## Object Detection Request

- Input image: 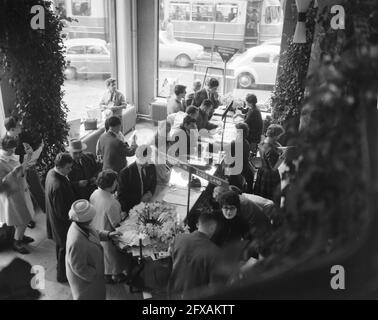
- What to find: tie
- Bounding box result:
[110,92,115,103]
[141,166,148,194]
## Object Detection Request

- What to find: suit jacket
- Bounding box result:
[168,231,222,299]
[193,88,220,109]
[196,109,218,131]
[99,90,126,118]
[96,131,137,173]
[117,162,157,213]
[68,152,100,200]
[45,169,76,247]
[245,107,263,144]
[167,96,185,115]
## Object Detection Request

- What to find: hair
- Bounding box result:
[266,124,285,138]
[97,169,118,189]
[107,116,121,128]
[219,190,241,211]
[193,79,202,89]
[4,117,19,131]
[186,105,199,116]
[174,85,186,96]
[200,99,213,110]
[198,211,219,227]
[1,135,18,151]
[246,93,257,105]
[182,115,197,126]
[208,78,219,89]
[54,152,73,168]
[235,122,249,139]
[105,78,116,87]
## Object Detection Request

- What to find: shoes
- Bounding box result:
[104,275,116,284]
[112,273,129,284]
[27,220,36,229]
[57,275,68,283]
[22,235,35,244]
[13,240,30,254]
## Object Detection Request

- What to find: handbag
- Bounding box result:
[0,223,15,251]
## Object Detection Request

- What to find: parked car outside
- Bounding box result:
[159,31,204,68]
[227,44,280,89]
[64,35,204,79]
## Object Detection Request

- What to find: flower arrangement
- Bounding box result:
[129,201,189,252]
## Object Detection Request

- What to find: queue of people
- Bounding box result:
[0,76,288,300]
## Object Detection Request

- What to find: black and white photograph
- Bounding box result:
[0,0,377,306]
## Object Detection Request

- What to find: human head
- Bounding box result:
[107,116,122,133]
[4,116,22,137]
[136,147,151,167]
[54,152,74,176]
[1,135,18,156]
[266,124,285,140]
[105,78,117,93]
[246,93,257,106]
[69,200,96,226]
[207,78,219,93]
[67,139,87,161]
[97,169,118,193]
[200,99,214,116]
[235,122,249,141]
[174,85,187,100]
[186,106,199,120]
[212,186,229,203]
[219,191,240,220]
[193,79,202,92]
[182,115,197,131]
[197,211,219,238]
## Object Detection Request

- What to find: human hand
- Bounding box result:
[141,191,152,202]
[78,180,88,187]
[109,231,122,240]
[23,143,33,155]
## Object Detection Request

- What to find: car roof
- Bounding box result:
[64,38,107,46]
[246,45,280,55]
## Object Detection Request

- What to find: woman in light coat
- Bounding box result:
[90,170,130,283]
[0,135,35,254]
[66,199,120,300]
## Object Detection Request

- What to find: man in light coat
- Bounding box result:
[66,200,120,300]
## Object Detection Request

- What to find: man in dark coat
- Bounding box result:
[118,152,157,213]
[96,116,137,173]
[168,212,224,299]
[244,94,263,153]
[196,99,218,131]
[67,139,100,200]
[45,153,75,283]
[193,77,220,111]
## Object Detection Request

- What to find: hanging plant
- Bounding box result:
[270,3,318,141]
[0,0,69,179]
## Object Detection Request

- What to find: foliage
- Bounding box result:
[249,1,377,276]
[0,0,69,179]
[271,4,317,138]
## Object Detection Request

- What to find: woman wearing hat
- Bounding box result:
[90,170,130,284]
[65,199,121,300]
[0,135,35,254]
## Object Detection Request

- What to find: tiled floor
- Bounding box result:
[0,119,157,300]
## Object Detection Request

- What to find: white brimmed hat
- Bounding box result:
[69,200,96,223]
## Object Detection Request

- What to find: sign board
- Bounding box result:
[215,46,239,64]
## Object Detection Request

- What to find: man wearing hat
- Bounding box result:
[67,139,100,201]
[65,199,121,300]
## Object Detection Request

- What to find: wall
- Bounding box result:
[137,0,158,115]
